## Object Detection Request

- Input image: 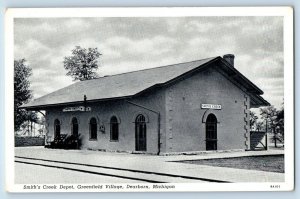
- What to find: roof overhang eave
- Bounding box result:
[219,59,264,95]
[19,95,134,110]
[250,95,271,108]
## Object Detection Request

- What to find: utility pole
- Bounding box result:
[84,95,87,111]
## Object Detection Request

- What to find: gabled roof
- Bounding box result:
[21,56,270,109]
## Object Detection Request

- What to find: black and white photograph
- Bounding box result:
[5,7,294,192]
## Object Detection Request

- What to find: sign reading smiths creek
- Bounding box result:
[201,104,222,110]
[63,106,91,112]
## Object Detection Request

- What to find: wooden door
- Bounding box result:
[206,114,217,150]
[135,114,147,151]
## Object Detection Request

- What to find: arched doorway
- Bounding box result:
[206,114,217,150]
[54,119,61,138]
[71,117,79,137]
[135,114,147,151]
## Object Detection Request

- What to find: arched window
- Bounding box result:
[136,114,146,123]
[71,117,79,137]
[206,114,217,151]
[135,114,147,151]
[89,117,97,140]
[54,119,61,138]
[110,116,119,141]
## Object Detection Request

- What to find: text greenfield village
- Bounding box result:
[23,184,176,191]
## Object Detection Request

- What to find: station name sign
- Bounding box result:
[201,104,222,110]
[63,106,91,112]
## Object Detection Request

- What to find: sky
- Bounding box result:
[14,16,284,108]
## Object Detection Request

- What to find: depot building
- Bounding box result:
[21,54,269,155]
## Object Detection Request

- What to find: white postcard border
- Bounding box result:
[5,7,294,192]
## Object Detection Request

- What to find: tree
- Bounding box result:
[63,46,102,81]
[260,106,277,132]
[14,59,37,132]
[249,110,266,131]
[249,110,258,130]
[276,106,284,139]
[18,111,39,136]
[256,121,265,132]
[27,111,39,136]
[260,105,284,147]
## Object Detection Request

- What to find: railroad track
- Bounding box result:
[15,156,230,183]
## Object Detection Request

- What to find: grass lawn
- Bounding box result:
[179,155,284,173]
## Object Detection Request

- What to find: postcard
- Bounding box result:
[5,7,294,192]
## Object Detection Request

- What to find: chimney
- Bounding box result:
[223,54,235,67]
